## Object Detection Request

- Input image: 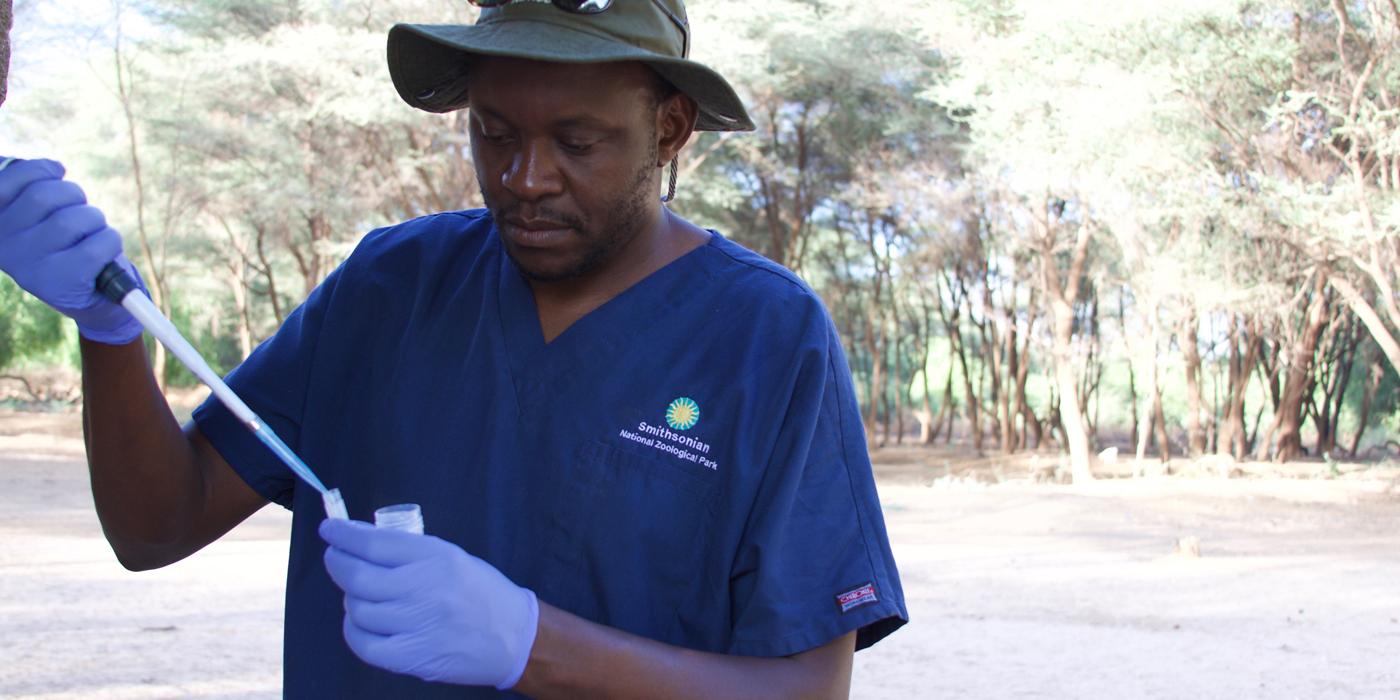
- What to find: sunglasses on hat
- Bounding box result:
[468,0,614,14]
[465,0,689,57]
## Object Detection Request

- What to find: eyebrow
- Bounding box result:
[471,105,619,131]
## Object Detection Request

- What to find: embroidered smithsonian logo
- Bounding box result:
[836,582,879,613]
[665,397,701,430]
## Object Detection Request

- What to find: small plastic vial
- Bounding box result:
[322,488,349,520]
[374,503,424,534]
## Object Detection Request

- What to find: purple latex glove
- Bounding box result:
[320,518,540,690]
[0,158,146,345]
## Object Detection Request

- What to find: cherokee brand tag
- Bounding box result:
[836,582,878,613]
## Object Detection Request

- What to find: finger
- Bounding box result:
[60,226,125,281]
[0,180,90,237]
[10,204,112,256]
[323,545,421,602]
[0,159,66,208]
[319,517,440,566]
[343,615,404,670]
[344,595,429,636]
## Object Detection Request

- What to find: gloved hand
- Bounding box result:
[319,518,540,690]
[0,158,146,345]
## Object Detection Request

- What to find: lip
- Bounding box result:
[502,218,574,248]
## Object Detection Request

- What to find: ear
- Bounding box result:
[656,93,699,165]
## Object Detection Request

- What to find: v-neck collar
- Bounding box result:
[496,223,720,413]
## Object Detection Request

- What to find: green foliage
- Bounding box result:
[0,277,68,371]
[3,0,1397,455]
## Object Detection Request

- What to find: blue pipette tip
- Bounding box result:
[251,424,329,494]
[91,259,344,508]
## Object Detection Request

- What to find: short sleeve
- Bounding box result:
[726,319,908,657]
[191,263,346,509]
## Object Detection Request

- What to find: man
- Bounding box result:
[0,1,906,697]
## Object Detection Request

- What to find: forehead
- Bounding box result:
[466,55,658,119]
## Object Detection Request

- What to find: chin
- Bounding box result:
[506,248,596,282]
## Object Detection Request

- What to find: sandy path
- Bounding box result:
[2,412,1399,698]
[854,477,1400,699]
[0,423,289,699]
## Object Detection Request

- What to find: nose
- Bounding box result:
[500,140,563,202]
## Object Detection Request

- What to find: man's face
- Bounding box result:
[468,56,664,282]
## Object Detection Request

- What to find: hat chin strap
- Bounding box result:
[660,155,679,203]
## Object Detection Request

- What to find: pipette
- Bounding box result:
[93,262,349,520]
[0,158,345,518]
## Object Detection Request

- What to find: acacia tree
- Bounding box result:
[1156,0,1400,460]
[931,2,1168,480]
[1,0,10,107]
[1280,1,1400,379]
[1,0,485,379]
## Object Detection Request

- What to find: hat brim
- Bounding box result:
[388,22,755,132]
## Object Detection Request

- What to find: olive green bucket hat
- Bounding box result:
[387,0,755,132]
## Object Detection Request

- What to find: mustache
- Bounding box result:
[481,192,586,231]
[503,209,585,230]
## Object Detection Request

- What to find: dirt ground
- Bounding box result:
[2,409,1399,699]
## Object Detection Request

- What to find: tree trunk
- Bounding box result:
[939,366,956,445]
[1180,311,1207,457]
[253,224,285,325]
[864,329,883,442]
[1133,302,1160,464]
[1331,276,1400,385]
[1002,311,1019,453]
[916,286,940,445]
[952,321,980,452]
[861,212,888,446]
[893,300,905,445]
[977,269,1007,451]
[1220,319,1243,459]
[1050,299,1091,480]
[1126,344,1139,448]
[862,305,883,442]
[937,276,980,452]
[918,388,935,444]
[1349,349,1383,456]
[880,380,892,447]
[113,29,168,393]
[1314,314,1358,456]
[1217,315,1258,460]
[1152,385,1170,463]
[1,0,10,108]
[1038,210,1094,483]
[1078,293,1102,446]
[1256,273,1331,462]
[916,347,934,444]
[1135,374,1171,464]
[1013,297,1038,450]
[227,257,253,359]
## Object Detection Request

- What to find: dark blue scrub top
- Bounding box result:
[194,210,907,698]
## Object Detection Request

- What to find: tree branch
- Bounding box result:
[1330,276,1400,379]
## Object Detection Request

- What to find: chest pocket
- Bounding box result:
[540,440,719,640]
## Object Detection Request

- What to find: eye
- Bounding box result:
[479,130,513,145]
[472,119,514,146]
[558,139,596,155]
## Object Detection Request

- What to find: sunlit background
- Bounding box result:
[2,1,1399,698]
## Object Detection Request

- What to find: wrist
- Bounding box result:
[76,316,145,345]
[74,258,147,345]
[497,586,541,690]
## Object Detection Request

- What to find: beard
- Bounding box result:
[483,145,659,283]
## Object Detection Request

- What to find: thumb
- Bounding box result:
[319,517,443,566]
